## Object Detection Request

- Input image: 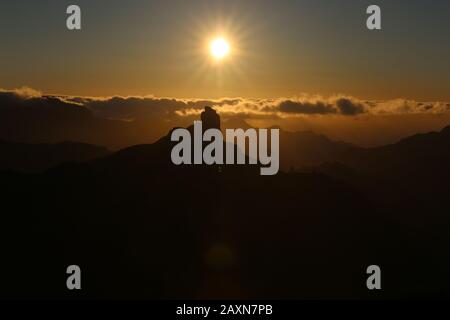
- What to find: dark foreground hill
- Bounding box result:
[0,147,382,299]
[0,140,110,172]
[0,109,449,299]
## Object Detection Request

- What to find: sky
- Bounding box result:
[1,0,450,100]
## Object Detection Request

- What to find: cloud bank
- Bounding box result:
[81,94,450,120]
[1,87,450,149]
[2,87,449,122]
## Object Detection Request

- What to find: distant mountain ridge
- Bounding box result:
[2,113,449,177]
[335,125,450,173]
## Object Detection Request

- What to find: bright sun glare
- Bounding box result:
[210,38,230,60]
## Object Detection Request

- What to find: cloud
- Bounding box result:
[1,87,449,149]
[335,98,365,115]
[277,100,336,115]
[0,89,88,116]
[2,88,449,122]
[210,96,449,117]
[64,95,242,121]
[370,99,450,115]
[261,97,366,116]
[0,86,42,99]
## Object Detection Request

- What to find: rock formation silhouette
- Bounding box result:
[201,106,221,131]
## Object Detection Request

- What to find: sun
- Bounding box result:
[210,38,230,60]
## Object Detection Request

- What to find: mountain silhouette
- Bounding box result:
[0,107,449,299]
[218,117,355,171]
[0,92,173,150]
[88,107,258,177]
[278,130,354,170]
[339,125,450,176]
[310,125,450,192]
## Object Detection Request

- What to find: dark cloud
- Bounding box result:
[0,89,146,149]
[0,90,91,120]
[2,88,450,121]
[335,98,365,115]
[277,100,336,115]
[272,98,366,116]
[67,96,242,121]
